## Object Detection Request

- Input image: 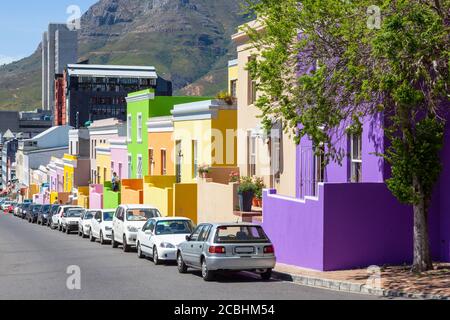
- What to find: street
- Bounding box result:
[0,214,382,300]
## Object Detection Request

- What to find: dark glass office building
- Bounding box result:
[64,64,172,127]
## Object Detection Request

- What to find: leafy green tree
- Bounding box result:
[244,0,449,272]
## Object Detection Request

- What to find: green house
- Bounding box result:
[125,89,211,179]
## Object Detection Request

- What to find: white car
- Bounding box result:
[111,205,161,252]
[89,209,115,245]
[60,206,84,234]
[51,205,83,230]
[78,210,96,238]
[137,217,195,265]
[1,201,13,211]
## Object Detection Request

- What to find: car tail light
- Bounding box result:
[209,246,226,254]
[264,245,275,254]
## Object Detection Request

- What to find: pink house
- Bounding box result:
[110,137,128,180]
[89,184,104,209]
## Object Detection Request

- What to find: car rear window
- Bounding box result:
[214,226,269,243]
[126,209,160,222]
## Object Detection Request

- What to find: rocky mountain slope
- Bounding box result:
[0,0,249,110]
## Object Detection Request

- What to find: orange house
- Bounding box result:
[147,116,175,177]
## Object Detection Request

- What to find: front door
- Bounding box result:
[183,225,204,265]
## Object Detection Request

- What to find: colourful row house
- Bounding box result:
[142,99,238,223]
[63,128,91,207]
[231,20,450,271]
[125,89,211,221]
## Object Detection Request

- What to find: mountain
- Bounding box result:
[0,0,250,111]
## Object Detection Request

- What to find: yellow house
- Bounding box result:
[228,59,238,99]
[95,145,112,185]
[63,154,76,193]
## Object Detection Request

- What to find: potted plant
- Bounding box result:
[253,177,265,208]
[238,177,257,212]
[229,171,240,183]
[216,91,234,105]
[198,165,211,179]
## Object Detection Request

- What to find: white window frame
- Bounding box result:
[137,154,143,179]
[350,133,363,183]
[127,114,132,142]
[192,140,198,178]
[137,113,143,143]
[128,154,132,178]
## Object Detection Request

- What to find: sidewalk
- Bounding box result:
[273,262,450,300]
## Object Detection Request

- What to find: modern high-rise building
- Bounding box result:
[42,24,78,111]
[60,64,173,127]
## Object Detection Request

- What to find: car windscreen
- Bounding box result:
[214,226,270,244]
[155,220,194,235]
[126,209,160,222]
[23,204,31,209]
[84,212,94,220]
[103,211,114,222]
[32,206,42,213]
[42,205,51,213]
[50,206,60,214]
[66,209,84,218]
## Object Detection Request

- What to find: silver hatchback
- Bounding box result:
[177,223,276,281]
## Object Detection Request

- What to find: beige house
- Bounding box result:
[232,20,297,198]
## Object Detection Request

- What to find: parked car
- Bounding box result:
[14,204,23,217]
[89,209,115,245]
[26,204,43,223]
[61,207,85,234]
[20,203,31,219]
[48,205,60,228]
[1,201,13,211]
[177,223,276,281]
[111,205,161,252]
[137,217,195,265]
[37,205,51,225]
[78,209,96,238]
[52,205,82,231]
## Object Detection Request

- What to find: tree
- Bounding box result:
[244,0,449,272]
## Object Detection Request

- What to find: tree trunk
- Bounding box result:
[411,178,433,273]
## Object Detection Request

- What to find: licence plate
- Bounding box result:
[234,246,255,255]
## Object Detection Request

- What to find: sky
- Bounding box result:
[0,0,97,64]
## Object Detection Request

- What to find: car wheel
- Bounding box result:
[58,224,62,231]
[89,229,96,242]
[111,232,118,248]
[137,243,144,259]
[177,252,188,274]
[153,246,161,265]
[66,226,71,234]
[78,229,82,237]
[82,228,88,239]
[261,269,273,281]
[123,236,131,253]
[100,231,106,245]
[201,258,214,282]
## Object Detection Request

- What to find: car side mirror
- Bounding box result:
[186,235,191,242]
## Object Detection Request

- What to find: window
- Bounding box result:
[230,80,237,98]
[247,132,256,176]
[161,149,167,176]
[137,154,143,179]
[118,163,122,179]
[350,133,362,183]
[127,114,132,142]
[190,225,204,242]
[313,145,325,197]
[192,140,198,178]
[128,155,132,178]
[76,141,79,155]
[149,149,154,176]
[103,168,107,184]
[248,57,257,105]
[137,113,143,143]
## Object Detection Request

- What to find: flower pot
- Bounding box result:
[252,197,259,207]
[255,198,262,208]
[239,191,254,212]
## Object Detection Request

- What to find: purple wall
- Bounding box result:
[264,184,417,271]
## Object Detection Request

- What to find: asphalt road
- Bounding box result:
[0,213,383,300]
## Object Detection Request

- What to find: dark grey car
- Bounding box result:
[177,223,276,281]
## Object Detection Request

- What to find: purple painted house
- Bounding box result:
[262,98,450,272]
